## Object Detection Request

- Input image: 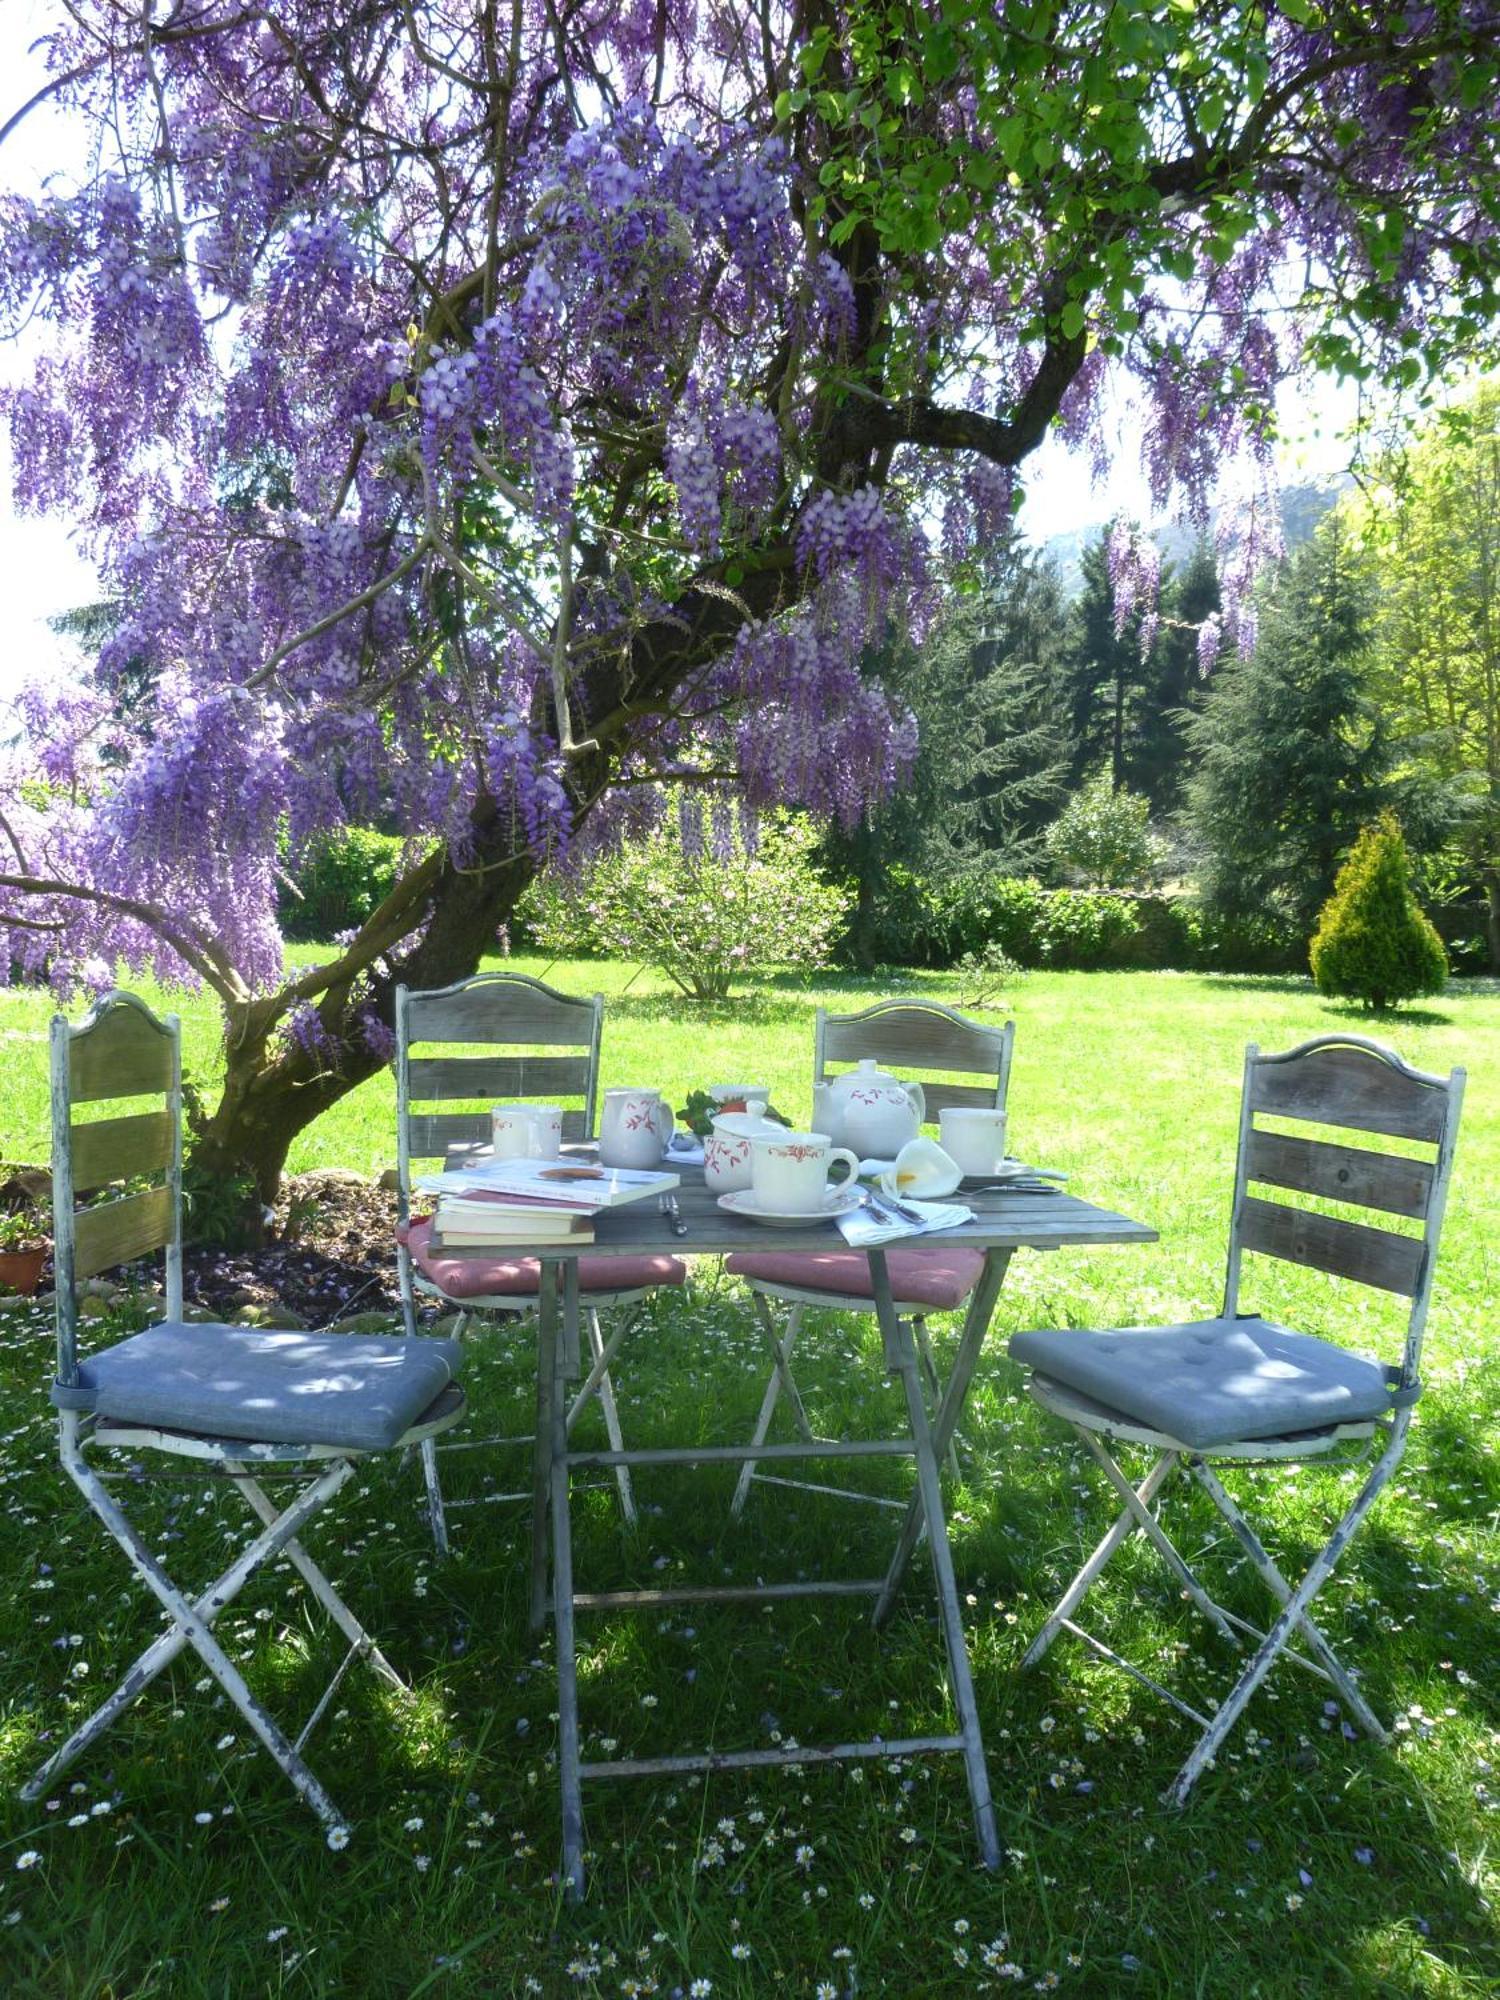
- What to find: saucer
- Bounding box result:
[958,1158,1030,1186]
[717,1185,863,1227]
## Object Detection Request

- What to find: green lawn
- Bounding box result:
[0,962,1497,1996]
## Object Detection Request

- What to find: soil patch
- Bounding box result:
[182,1171,405,1324]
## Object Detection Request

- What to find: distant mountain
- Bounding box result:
[1033,478,1348,598]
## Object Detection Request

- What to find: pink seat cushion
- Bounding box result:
[724,1246,986,1313]
[406,1217,687,1300]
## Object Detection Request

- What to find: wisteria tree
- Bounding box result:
[3,0,1499,1207]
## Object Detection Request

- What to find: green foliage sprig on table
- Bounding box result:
[675,1090,792,1139]
[1043,771,1163,888]
[1310,813,1449,1012]
[522,809,851,1003]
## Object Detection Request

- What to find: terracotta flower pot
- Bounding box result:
[0,1247,47,1297]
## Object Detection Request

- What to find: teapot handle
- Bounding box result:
[653,1100,675,1147]
[907,1081,926,1126]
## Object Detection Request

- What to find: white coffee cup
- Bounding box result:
[749,1128,860,1214]
[492,1103,564,1160]
[938,1106,1008,1176]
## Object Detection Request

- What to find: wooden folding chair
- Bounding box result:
[395,971,687,1554]
[726,1000,1015,1518]
[22,992,466,1843]
[1007,1034,1464,1804]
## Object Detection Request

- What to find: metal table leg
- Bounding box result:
[866,1249,1002,1871]
[872,1249,1011,1631]
[529,1266,559,1634]
[552,1259,586,1899]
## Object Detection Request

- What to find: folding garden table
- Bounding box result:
[443,1172,1155,1898]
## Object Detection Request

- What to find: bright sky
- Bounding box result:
[0,3,1360,710]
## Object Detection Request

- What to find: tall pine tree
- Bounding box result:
[825,537,1070,965]
[1183,520,1400,935]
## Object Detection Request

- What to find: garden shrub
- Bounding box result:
[1043,772,1163,888]
[279,827,408,941]
[522,810,849,1001]
[835,863,1307,975]
[1309,812,1448,1010]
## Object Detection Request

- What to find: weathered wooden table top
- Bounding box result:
[432,1155,1157,1261]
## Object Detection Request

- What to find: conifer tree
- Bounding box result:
[825,539,1070,965]
[1183,522,1399,935]
[1310,812,1448,1010]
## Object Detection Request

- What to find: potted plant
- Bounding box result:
[0,1198,51,1298]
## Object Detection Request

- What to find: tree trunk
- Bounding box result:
[1485,865,1500,972]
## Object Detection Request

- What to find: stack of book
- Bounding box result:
[416,1156,681,1252]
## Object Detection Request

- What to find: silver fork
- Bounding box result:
[659,1191,690,1237]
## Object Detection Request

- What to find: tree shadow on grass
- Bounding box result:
[1313,999,1455,1029]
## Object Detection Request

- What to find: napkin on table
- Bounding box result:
[836,1197,973,1249]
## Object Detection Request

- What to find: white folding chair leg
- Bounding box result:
[730,1300,809,1520]
[1022,1448,1180,1668]
[581,1308,636,1526]
[236,1476,408,1697]
[1080,1431,1240,1648]
[420,1435,450,1560]
[25,1451,354,1835]
[912,1317,962,1482]
[1157,1456,1395,1811]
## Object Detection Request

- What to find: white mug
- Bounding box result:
[749,1128,860,1214]
[938,1106,1008,1176]
[599,1087,673,1169]
[492,1103,564,1160]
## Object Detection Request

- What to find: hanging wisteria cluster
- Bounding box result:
[0,0,1497,1165]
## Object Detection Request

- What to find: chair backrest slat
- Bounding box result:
[67,1006,175,1103]
[1244,1128,1432,1220]
[814,1000,1014,1129]
[919,1080,1009,1119]
[1238,1193,1425,1298]
[403,982,593,1047]
[1247,1042,1446,1142]
[819,1002,1010,1080]
[72,1184,176,1282]
[405,1106,592,1159]
[396,975,604,1193]
[1225,1035,1464,1389]
[71,1110,175,1193]
[51,992,186,1391]
[406,1054,593,1102]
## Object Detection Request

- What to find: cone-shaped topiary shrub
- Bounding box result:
[1309,812,1447,1011]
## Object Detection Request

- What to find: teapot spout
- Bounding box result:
[811,1080,841,1147]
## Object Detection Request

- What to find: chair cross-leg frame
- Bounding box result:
[1019,1409,1406,1805]
[24,1417,415,1840]
[729,1292,963,1523]
[532,1250,1010,1900]
[418,1297,644,1556]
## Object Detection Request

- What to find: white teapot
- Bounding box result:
[811,1058,925,1158]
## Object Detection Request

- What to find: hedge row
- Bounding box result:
[851,868,1305,975]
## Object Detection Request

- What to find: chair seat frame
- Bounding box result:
[24,992,467,1843]
[731,1001,1015,1520]
[1013,1034,1464,1805]
[395,973,660,1548]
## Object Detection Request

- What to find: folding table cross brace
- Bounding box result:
[465,1177,1155,1899]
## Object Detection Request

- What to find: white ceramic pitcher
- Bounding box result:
[598,1087,673,1169]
